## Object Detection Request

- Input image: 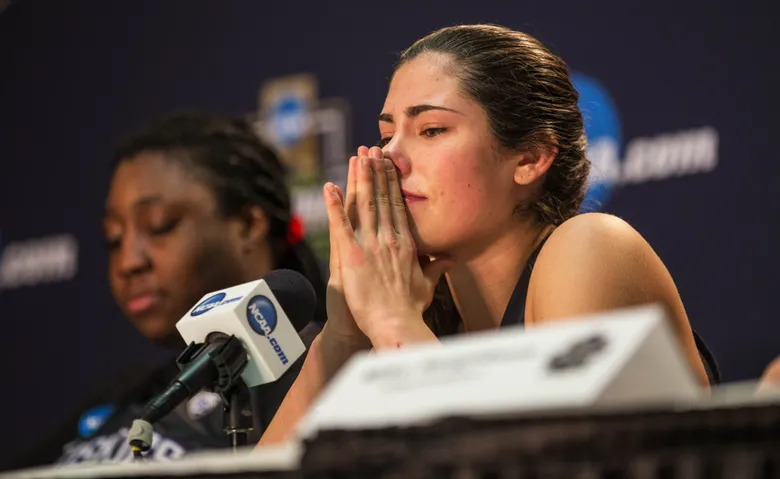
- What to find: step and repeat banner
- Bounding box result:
[0,0,776,466]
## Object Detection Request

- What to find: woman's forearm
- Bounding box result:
[257,333,365,447]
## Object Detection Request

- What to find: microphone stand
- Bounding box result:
[129,334,253,457]
[172,335,257,451]
[185,335,253,451]
[223,379,253,450]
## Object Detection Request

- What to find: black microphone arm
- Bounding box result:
[129,334,248,455]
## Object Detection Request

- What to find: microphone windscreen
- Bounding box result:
[263,269,317,333]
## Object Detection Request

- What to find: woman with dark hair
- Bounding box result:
[13,112,325,467]
[107,112,326,342]
[258,24,719,446]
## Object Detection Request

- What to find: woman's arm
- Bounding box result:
[257,331,366,446]
[257,318,437,448]
[758,356,780,392]
[526,213,711,387]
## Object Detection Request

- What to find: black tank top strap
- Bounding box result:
[692,330,721,384]
[500,235,549,328]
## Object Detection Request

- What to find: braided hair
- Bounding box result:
[112,111,327,326]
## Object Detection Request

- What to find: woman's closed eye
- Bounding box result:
[421,127,447,138]
[148,219,179,236]
[376,127,448,148]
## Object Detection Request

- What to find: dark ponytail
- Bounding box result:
[114,111,327,326]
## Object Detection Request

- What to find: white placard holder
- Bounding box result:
[297,303,703,439]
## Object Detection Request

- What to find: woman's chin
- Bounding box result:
[408,223,451,257]
[412,234,444,257]
[131,315,180,347]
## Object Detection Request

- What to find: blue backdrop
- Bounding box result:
[0,0,776,466]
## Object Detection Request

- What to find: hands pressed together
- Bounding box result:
[320,146,454,350]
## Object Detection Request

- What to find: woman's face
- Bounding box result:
[103,152,248,345]
[379,53,521,258]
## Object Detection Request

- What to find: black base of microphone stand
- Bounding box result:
[223,380,253,451]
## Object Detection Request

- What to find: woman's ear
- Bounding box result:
[513,145,558,186]
[236,205,270,251]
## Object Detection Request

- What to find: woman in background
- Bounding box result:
[259,24,720,446]
[14,112,325,467]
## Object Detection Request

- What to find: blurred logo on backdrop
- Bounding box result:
[0,232,79,290]
[572,73,719,211]
[78,404,115,438]
[251,74,351,261]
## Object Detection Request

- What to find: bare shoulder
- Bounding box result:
[545,212,646,253]
[528,212,681,323]
[535,213,654,281]
[527,212,710,386]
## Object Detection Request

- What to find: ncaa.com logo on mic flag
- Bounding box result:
[190,292,242,316]
[572,73,719,211]
[246,295,289,365]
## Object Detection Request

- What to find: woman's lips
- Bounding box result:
[126,293,160,314]
[402,190,427,203]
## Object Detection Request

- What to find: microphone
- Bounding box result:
[128,269,316,455]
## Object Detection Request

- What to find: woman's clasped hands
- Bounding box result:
[321,146,454,349]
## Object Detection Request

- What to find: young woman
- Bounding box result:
[12,112,325,468]
[258,24,719,446]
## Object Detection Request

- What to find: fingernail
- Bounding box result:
[371,148,383,160]
[361,157,371,169]
[384,158,394,171]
